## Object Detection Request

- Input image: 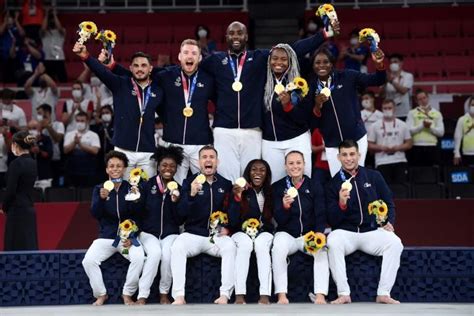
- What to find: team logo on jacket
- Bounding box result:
[221,57,228,65]
[151,92,156,97]
[174,77,182,87]
[197,82,204,88]
[247,57,253,62]
[337,84,343,89]
[151,185,157,195]
[131,90,137,96]
[364,182,372,188]
[218,188,225,193]
[305,189,310,194]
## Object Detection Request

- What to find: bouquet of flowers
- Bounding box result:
[359,28,384,59]
[242,218,262,242]
[95,29,117,62]
[315,4,339,37]
[368,199,388,225]
[112,219,140,255]
[125,168,148,201]
[303,231,326,255]
[286,77,309,105]
[77,21,98,44]
[209,211,229,243]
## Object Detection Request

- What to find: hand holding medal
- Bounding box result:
[77,21,98,45]
[167,180,180,198]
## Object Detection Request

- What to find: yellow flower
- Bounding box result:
[314,232,326,248]
[316,4,335,17]
[130,168,141,178]
[242,218,261,230]
[293,77,309,97]
[368,200,388,224]
[304,231,325,254]
[377,200,388,218]
[359,28,378,43]
[120,219,136,232]
[104,30,117,43]
[220,212,229,225]
[79,21,98,34]
[140,169,149,181]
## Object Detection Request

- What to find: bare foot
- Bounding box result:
[376,295,400,304]
[314,293,327,304]
[214,295,228,304]
[122,294,135,305]
[92,294,108,306]
[160,294,171,304]
[330,295,351,304]
[234,294,246,304]
[258,295,270,305]
[136,298,146,305]
[172,296,186,305]
[277,293,289,304]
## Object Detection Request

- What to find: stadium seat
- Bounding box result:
[409,166,440,184]
[416,56,444,80]
[435,20,461,38]
[401,57,417,75]
[123,26,148,44]
[444,56,472,80]
[382,39,413,57]
[145,43,171,56]
[172,26,195,43]
[413,38,439,57]
[208,24,225,43]
[411,183,445,199]
[440,37,465,56]
[44,187,76,202]
[76,187,95,202]
[409,21,435,39]
[148,26,173,43]
[66,61,85,81]
[389,183,411,199]
[461,19,474,38]
[113,44,146,62]
[383,22,409,39]
[448,184,474,199]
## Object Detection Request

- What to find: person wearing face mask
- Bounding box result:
[311,47,387,177]
[62,80,94,133]
[171,145,234,305]
[453,96,474,166]
[383,53,414,120]
[135,146,185,305]
[15,36,45,86]
[262,44,315,183]
[27,119,53,190]
[195,25,217,58]
[1,88,27,132]
[406,89,444,166]
[63,111,100,187]
[228,159,274,304]
[90,105,115,181]
[326,139,402,305]
[24,61,59,117]
[154,117,164,147]
[78,65,113,109]
[40,8,67,82]
[368,99,412,184]
[342,29,369,73]
[0,11,24,83]
[360,91,383,133]
[0,131,38,251]
[272,151,328,304]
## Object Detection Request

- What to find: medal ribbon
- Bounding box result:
[285,176,305,190]
[317,75,335,94]
[181,71,198,108]
[339,169,358,182]
[228,51,247,82]
[131,79,151,121]
[156,175,165,194]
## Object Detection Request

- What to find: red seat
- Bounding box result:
[383,22,409,39]
[66,61,85,81]
[435,20,461,38]
[382,39,414,57]
[413,38,439,57]
[409,21,435,39]
[113,44,146,62]
[145,43,171,56]
[402,57,417,75]
[416,56,444,80]
[208,24,225,44]
[462,19,474,37]
[440,37,465,56]
[172,26,195,43]
[444,57,471,80]
[148,26,173,43]
[123,27,148,44]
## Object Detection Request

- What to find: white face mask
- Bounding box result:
[350,38,358,46]
[37,114,44,121]
[307,22,317,32]
[389,63,400,72]
[383,109,394,119]
[361,99,373,109]
[155,128,163,138]
[29,129,39,137]
[197,29,208,38]
[90,77,101,87]
[72,89,82,99]
[469,106,474,115]
[102,113,112,123]
[76,122,86,131]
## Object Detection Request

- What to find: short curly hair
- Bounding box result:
[152,145,184,166]
[104,150,129,168]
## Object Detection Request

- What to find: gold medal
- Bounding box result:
[183,107,194,117]
[320,87,331,97]
[232,81,243,92]
[167,181,178,191]
[287,187,298,198]
[341,180,352,192]
[274,83,285,95]
[235,177,247,188]
[103,180,114,192]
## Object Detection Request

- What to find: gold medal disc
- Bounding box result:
[232,81,243,92]
[183,107,194,117]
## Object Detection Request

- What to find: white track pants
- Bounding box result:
[213,127,262,183]
[170,232,236,299]
[327,228,403,296]
[138,232,178,299]
[115,147,156,179]
[325,135,368,177]
[166,143,203,185]
[272,232,329,295]
[232,232,273,296]
[262,131,312,183]
[82,238,145,298]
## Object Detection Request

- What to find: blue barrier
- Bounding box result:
[0,247,473,306]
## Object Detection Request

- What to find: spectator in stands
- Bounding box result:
[326,139,403,305]
[272,151,328,304]
[82,150,145,306]
[228,159,274,305]
[406,89,444,166]
[40,7,67,82]
[171,146,234,305]
[368,99,412,184]
[383,53,414,120]
[37,103,64,187]
[74,43,162,179]
[154,117,164,147]
[453,96,474,166]
[78,65,113,109]
[1,88,27,132]
[0,125,9,188]
[21,0,44,43]
[13,37,44,86]
[28,119,53,190]
[92,104,114,181]
[136,146,184,305]
[63,111,100,187]
[360,91,383,133]
[62,80,94,132]
[195,25,217,58]
[0,11,24,83]
[0,131,38,251]
[341,29,369,73]
[311,47,387,177]
[24,62,59,116]
[311,128,331,186]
